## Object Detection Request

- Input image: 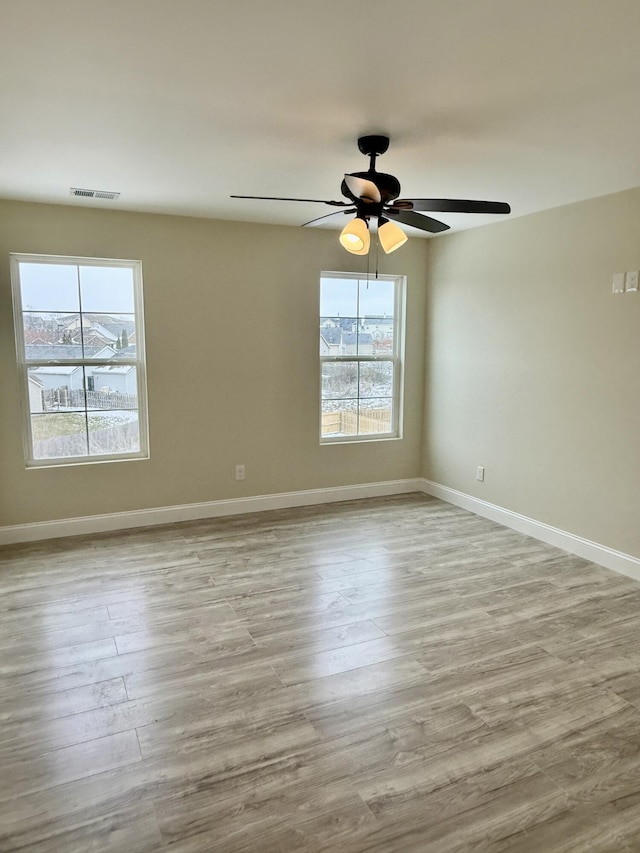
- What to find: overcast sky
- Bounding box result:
[19,262,135,314]
[320,277,395,318]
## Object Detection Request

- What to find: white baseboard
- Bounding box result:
[4,477,639,582]
[0,478,423,546]
[419,478,640,582]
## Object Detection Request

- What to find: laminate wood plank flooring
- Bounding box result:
[2,493,640,851]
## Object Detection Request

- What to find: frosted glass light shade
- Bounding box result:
[378,219,408,254]
[339,217,370,255]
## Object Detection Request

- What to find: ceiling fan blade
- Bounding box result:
[385,208,450,234]
[230,195,350,207]
[302,208,356,227]
[396,198,511,215]
[343,175,382,204]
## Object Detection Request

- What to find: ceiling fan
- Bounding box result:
[231,135,511,255]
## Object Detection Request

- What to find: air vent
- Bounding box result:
[70,188,120,200]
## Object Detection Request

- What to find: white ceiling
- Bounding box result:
[3,0,640,235]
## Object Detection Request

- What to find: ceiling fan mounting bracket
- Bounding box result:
[357,135,390,157]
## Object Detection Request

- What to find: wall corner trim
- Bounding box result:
[419,478,640,581]
[0,478,423,546]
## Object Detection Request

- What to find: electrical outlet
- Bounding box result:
[235,464,245,481]
[625,271,639,292]
[476,466,485,482]
[612,273,625,293]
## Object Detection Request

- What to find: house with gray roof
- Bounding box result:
[320,328,373,356]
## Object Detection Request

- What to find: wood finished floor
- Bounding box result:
[2,494,640,851]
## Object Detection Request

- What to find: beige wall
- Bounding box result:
[0,199,428,526]
[7,188,639,557]
[424,187,640,558]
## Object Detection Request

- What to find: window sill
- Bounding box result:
[320,434,402,446]
[26,452,150,470]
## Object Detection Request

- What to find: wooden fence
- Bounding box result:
[322,408,391,436]
[43,387,137,411]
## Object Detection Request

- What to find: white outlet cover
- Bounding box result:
[625,271,639,292]
[612,272,625,293]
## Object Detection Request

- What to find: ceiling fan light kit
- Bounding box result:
[378,217,407,254]
[231,135,511,256]
[339,216,370,255]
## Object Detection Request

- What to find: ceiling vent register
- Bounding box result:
[70,188,120,200]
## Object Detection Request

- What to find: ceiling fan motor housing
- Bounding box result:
[341,171,401,206]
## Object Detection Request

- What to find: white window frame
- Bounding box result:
[319,271,406,444]
[10,253,149,468]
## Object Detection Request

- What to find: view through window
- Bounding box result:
[11,254,148,466]
[320,272,404,442]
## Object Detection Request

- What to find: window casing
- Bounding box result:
[320,272,405,443]
[11,254,149,467]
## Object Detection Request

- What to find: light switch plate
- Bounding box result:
[625,271,639,292]
[612,272,625,293]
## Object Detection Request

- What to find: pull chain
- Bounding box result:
[366,233,370,283]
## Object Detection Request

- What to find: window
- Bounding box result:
[320,272,405,443]
[10,254,149,467]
